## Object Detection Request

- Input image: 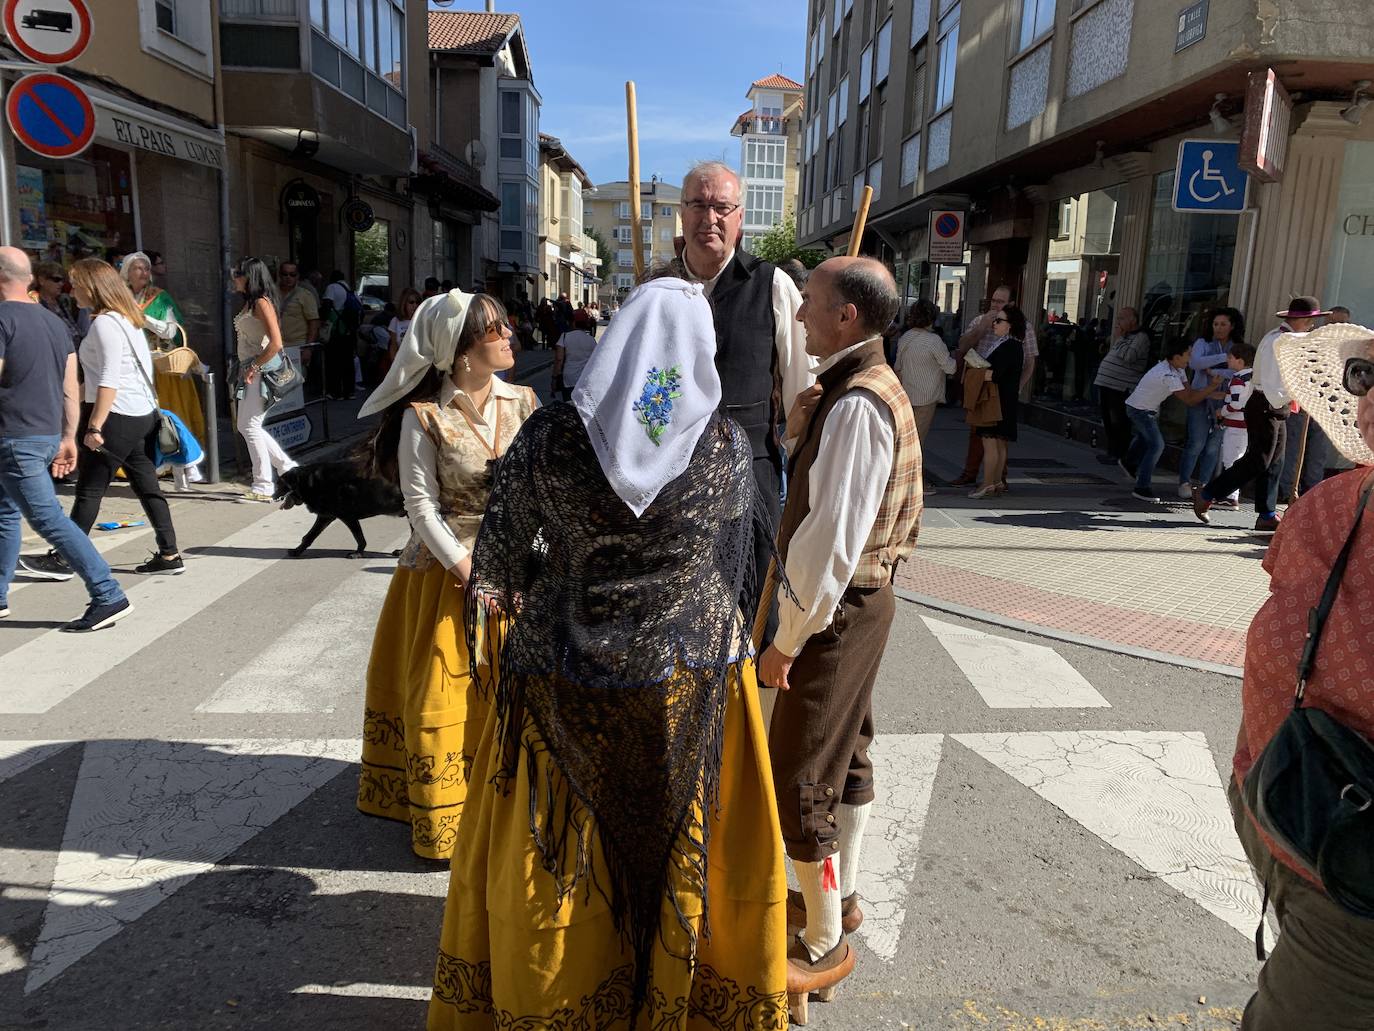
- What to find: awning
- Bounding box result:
[84,83,226,170]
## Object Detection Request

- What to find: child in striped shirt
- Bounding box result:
[1215,340,1257,507]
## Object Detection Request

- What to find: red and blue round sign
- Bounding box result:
[934,212,962,238]
[5,72,95,159]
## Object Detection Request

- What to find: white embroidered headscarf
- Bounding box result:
[572,276,721,517]
[358,289,474,418]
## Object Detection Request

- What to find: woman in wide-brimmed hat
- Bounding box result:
[1228,319,1374,1029]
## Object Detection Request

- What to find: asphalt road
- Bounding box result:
[0,353,1261,1030]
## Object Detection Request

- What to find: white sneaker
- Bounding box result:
[1177,482,1194,500]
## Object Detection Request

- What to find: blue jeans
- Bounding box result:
[1126,407,1165,492]
[0,435,125,608]
[1178,402,1222,485]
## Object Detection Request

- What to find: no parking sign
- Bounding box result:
[5,71,94,158]
[927,209,966,263]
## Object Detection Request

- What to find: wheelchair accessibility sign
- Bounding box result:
[1173,139,1248,213]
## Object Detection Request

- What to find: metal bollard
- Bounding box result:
[204,371,220,484]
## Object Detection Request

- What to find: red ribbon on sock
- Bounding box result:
[821,855,838,893]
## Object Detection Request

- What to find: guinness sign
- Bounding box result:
[281,179,321,218]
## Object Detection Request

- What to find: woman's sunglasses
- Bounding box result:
[1344,356,1374,397]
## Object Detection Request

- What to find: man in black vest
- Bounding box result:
[676,161,814,642]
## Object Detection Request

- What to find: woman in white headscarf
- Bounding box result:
[427,268,788,1031]
[355,289,538,860]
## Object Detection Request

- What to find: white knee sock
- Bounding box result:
[836,801,872,899]
[794,856,843,960]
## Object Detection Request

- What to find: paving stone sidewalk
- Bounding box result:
[900,407,1275,672]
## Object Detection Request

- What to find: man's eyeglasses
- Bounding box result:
[992,316,1010,326]
[682,200,741,218]
[1344,356,1374,397]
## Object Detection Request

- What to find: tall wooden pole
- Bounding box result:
[626,81,645,278]
[848,185,874,257]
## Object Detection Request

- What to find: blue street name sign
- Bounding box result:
[1172,139,1248,214]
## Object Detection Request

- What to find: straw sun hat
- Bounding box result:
[1275,322,1374,466]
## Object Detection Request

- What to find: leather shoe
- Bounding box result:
[1191,486,1212,524]
[1254,514,1282,533]
[785,889,863,936]
[786,935,854,1025]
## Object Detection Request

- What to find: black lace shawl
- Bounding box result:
[465,402,771,1020]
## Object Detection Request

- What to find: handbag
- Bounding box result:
[260,350,300,398]
[962,360,1002,427]
[125,324,183,456]
[1241,474,1374,953]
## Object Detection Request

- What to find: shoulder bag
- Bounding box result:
[123,321,183,456]
[1241,474,1374,952]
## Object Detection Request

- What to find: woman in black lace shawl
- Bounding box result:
[427,272,789,1030]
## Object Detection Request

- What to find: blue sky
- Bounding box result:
[430,1,806,186]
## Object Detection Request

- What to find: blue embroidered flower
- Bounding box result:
[633,365,683,446]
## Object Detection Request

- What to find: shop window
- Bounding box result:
[1140,172,1238,364]
[15,147,137,267]
[1033,184,1128,400]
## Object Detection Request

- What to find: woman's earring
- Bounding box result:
[461,353,472,373]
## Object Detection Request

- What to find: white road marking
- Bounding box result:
[293,983,432,1000]
[954,730,1262,937]
[922,616,1111,709]
[855,734,943,963]
[0,507,319,714]
[197,535,406,714]
[0,740,73,785]
[25,738,358,993]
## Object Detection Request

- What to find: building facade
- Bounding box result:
[732,74,805,251]
[1,0,227,367]
[797,0,1374,371]
[425,10,542,301]
[583,180,682,298]
[538,134,599,304]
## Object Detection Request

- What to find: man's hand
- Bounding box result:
[51,437,77,478]
[759,644,793,691]
[785,384,823,442]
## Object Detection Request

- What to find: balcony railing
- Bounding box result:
[734,116,789,137]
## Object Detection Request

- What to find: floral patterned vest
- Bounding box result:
[397,385,539,571]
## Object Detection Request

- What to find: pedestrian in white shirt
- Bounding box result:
[1195,297,1328,531]
[757,257,922,1014]
[1123,341,1225,503]
[892,298,956,489]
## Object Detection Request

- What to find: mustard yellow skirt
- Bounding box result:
[154,371,206,449]
[358,562,490,860]
[427,663,788,1031]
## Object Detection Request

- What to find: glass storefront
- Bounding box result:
[1326,140,1374,325]
[1035,184,1123,401]
[1139,169,1239,357]
[17,146,137,267]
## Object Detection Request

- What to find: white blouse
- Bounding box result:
[81,312,157,415]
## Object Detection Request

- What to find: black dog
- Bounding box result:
[274,462,404,559]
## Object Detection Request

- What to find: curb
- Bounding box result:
[894,586,1245,680]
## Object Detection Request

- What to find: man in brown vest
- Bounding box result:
[759,257,923,1013]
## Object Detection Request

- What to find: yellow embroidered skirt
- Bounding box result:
[154,371,206,450]
[357,561,489,860]
[426,662,788,1031]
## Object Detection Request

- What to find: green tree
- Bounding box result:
[584,226,613,276]
[354,222,389,276]
[752,214,826,268]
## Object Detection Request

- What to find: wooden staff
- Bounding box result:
[752,185,878,651]
[848,185,874,257]
[1290,411,1312,501]
[626,81,645,278]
